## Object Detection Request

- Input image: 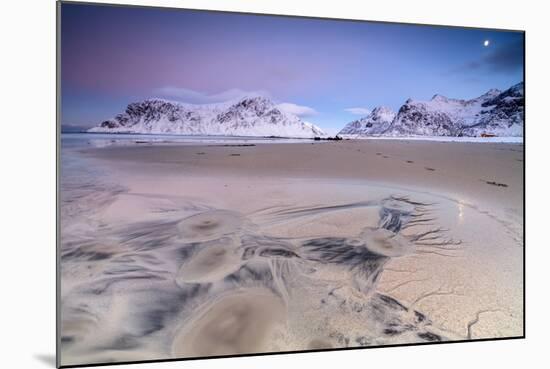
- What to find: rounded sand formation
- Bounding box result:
[177,210,243,242]
[176,238,243,285]
[172,290,287,357]
[361,228,414,257]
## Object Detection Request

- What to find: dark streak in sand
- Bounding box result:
[417,331,442,342]
[485,180,508,188]
[215,144,256,147]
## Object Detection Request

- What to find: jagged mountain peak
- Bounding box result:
[369,106,397,123]
[469,88,502,104]
[234,95,272,106]
[371,106,394,115]
[430,94,450,102]
[483,88,502,97]
[224,96,277,116]
[338,106,396,136]
[510,82,524,93]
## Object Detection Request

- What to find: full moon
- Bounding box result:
[484,40,490,47]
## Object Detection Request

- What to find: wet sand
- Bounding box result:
[87,140,523,208]
[59,138,523,366]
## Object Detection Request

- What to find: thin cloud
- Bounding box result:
[152,87,270,104]
[345,107,371,115]
[277,103,318,118]
[450,40,524,75]
[153,86,318,118]
[484,40,524,72]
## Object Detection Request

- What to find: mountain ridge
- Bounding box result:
[339,82,524,137]
[88,96,325,138]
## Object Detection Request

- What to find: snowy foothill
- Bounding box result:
[338,135,524,143]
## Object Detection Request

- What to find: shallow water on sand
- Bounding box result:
[59,139,523,366]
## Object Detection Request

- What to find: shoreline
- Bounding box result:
[61,132,524,144]
[340,136,523,143]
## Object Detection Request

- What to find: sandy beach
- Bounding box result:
[59,137,523,366]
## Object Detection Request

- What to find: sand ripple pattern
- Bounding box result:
[61,182,468,366]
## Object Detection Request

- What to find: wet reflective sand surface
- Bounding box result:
[60,137,523,366]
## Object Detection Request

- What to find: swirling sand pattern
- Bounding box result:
[60,187,462,365]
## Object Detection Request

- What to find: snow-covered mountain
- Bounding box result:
[460,82,524,137]
[88,96,325,138]
[339,82,524,137]
[339,107,396,135]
